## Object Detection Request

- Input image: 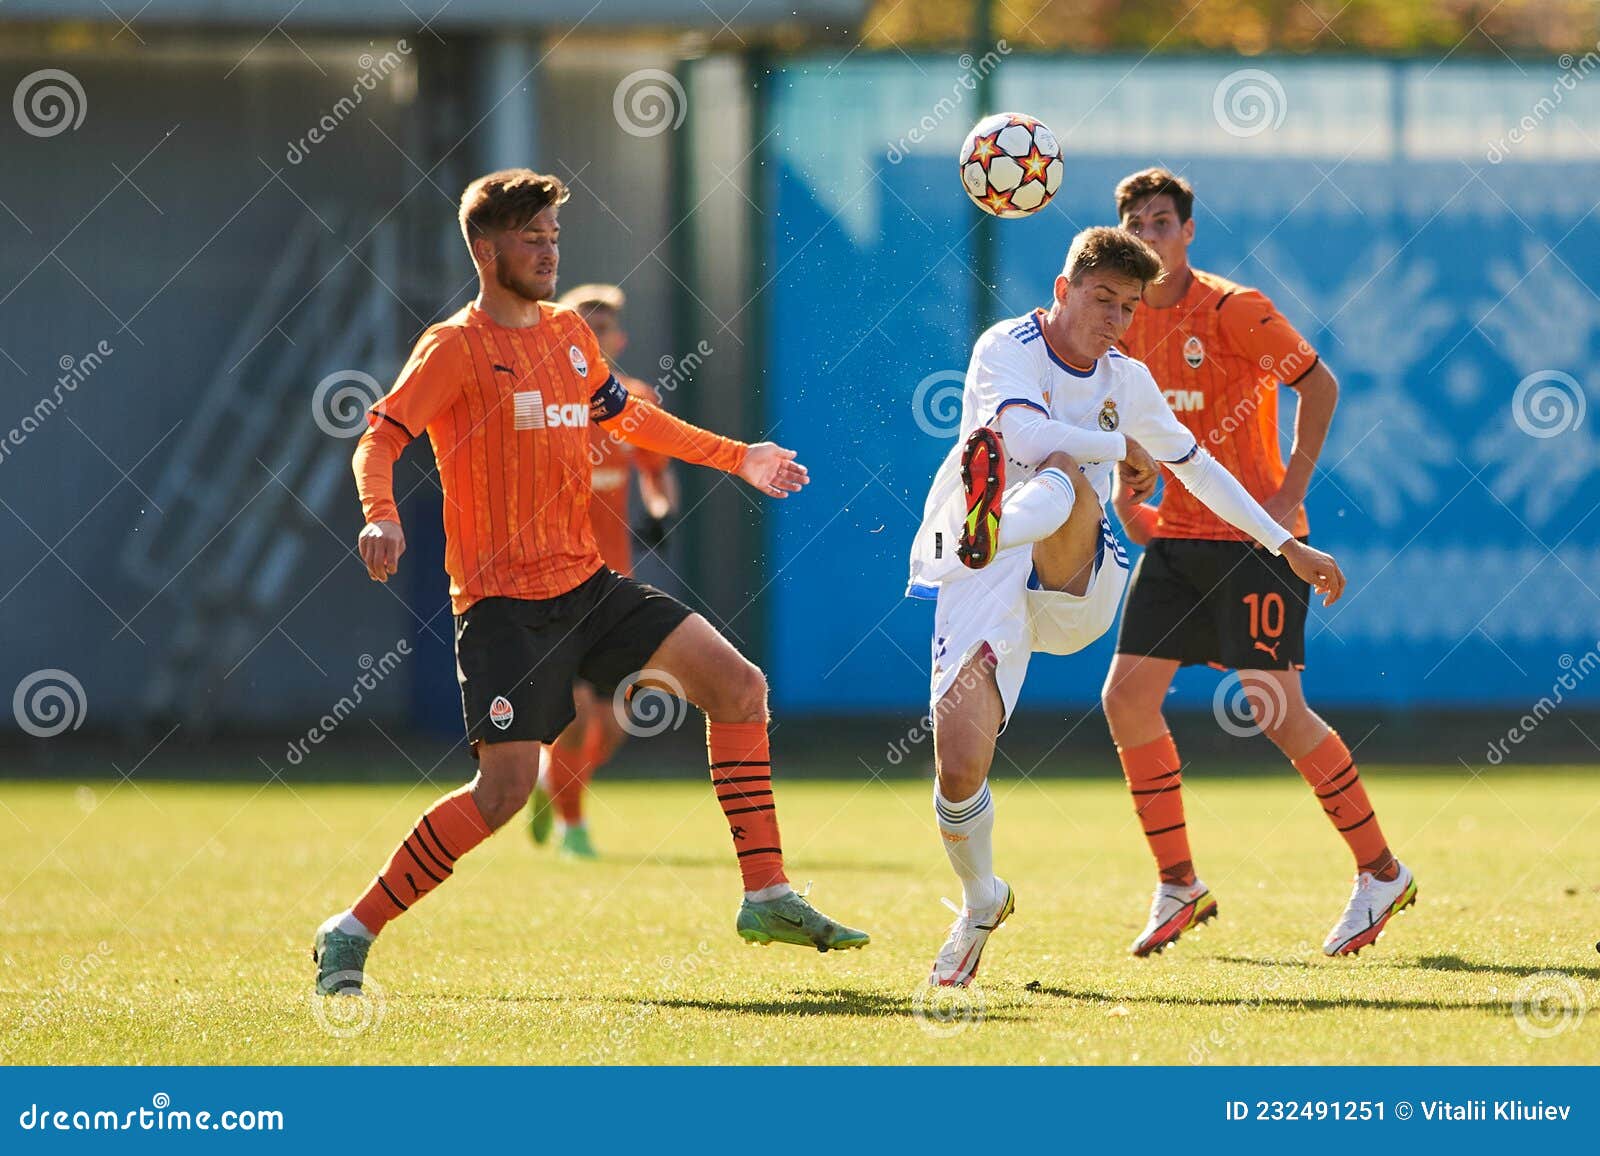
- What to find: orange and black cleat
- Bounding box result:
[956,426,1006,570]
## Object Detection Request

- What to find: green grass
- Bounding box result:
[2,769,1597,1065]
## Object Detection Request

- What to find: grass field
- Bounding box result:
[3,769,1598,1065]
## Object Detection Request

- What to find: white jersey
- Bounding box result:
[907,310,1200,597]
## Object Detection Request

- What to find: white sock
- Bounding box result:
[934,783,998,911]
[335,910,375,940]
[996,467,1076,551]
[745,882,793,903]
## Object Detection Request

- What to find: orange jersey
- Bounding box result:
[588,375,668,576]
[353,302,741,614]
[1117,268,1316,541]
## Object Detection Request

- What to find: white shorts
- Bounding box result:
[929,519,1131,725]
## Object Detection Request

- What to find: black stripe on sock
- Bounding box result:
[378,877,409,912]
[422,815,458,861]
[403,839,446,885]
[736,845,783,858]
[1337,811,1377,833]
[723,804,777,816]
[711,774,772,785]
[710,761,771,771]
[1316,762,1357,794]
[409,830,453,876]
[1131,786,1181,796]
[1144,822,1187,837]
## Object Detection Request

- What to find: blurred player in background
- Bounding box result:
[526,284,678,859]
[1106,167,1415,959]
[907,226,1345,987]
[314,170,868,997]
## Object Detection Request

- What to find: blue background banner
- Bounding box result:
[763,56,1600,715]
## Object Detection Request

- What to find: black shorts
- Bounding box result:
[1114,537,1311,670]
[455,567,694,747]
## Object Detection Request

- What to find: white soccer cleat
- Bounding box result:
[929,878,1015,988]
[1323,861,1417,956]
[1131,879,1218,957]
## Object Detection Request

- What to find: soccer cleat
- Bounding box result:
[559,824,598,860]
[1131,879,1218,957]
[736,889,871,952]
[1323,862,1416,956]
[312,914,373,996]
[956,426,1006,570]
[929,879,1015,987]
[528,783,554,845]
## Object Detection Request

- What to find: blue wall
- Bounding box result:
[763,55,1600,714]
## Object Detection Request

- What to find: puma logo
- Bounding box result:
[730,825,747,841]
[942,831,968,844]
[492,363,516,374]
[405,872,421,897]
[1253,639,1281,661]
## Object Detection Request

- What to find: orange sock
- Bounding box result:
[545,741,593,826]
[1292,730,1391,872]
[351,784,491,935]
[1118,733,1194,883]
[708,720,787,892]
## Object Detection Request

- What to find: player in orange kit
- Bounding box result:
[526,283,678,858]
[313,170,868,997]
[1104,168,1414,959]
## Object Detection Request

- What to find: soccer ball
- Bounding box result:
[958,112,1063,219]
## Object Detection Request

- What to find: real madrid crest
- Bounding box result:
[1098,399,1119,431]
[568,343,589,376]
[1183,335,1204,369]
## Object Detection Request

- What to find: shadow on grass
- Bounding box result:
[1416,954,1600,981]
[1025,983,1524,1013]
[1216,953,1600,982]
[613,987,1030,1022]
[623,854,915,874]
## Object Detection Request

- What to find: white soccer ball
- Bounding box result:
[957,112,1063,219]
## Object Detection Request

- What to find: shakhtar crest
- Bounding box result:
[568,344,588,377]
[1098,399,1119,431]
[1183,335,1204,368]
[489,696,515,730]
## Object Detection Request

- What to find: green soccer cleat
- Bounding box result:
[559,824,598,860]
[737,889,871,952]
[312,915,373,996]
[528,784,554,845]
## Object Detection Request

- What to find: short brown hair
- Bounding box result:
[458,169,569,248]
[1114,167,1195,224]
[556,283,626,314]
[1063,226,1164,286]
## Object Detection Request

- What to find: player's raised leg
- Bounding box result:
[1236,669,1415,956]
[314,743,535,995]
[638,614,869,952]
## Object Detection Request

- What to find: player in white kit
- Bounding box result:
[907,227,1346,986]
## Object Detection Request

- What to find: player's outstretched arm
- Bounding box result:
[352,420,410,583]
[737,442,810,499]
